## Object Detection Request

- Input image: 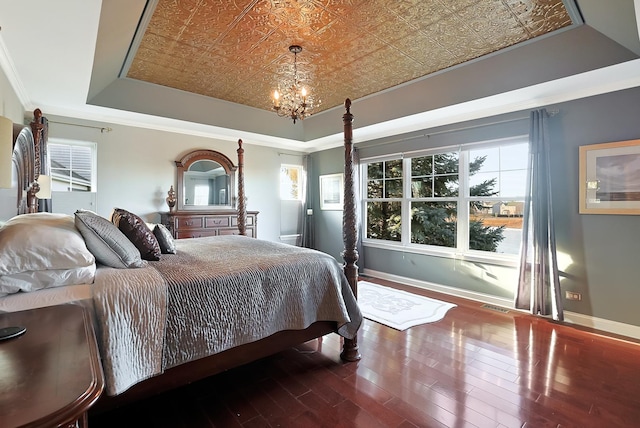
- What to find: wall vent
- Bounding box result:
[481,304,510,313]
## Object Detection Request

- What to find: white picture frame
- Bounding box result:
[319,173,344,210]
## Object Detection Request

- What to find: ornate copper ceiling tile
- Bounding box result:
[126,0,573,116]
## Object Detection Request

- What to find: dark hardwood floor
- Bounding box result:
[89,277,640,427]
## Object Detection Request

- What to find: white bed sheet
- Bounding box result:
[0,283,93,313]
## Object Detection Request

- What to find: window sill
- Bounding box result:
[362,240,520,268]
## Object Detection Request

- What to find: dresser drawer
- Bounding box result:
[175,216,203,229]
[231,215,254,226]
[205,216,230,228]
[218,227,255,238]
[175,229,218,239]
[161,211,258,239]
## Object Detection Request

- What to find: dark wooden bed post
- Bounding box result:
[340,99,361,362]
[26,109,44,213]
[236,139,247,235]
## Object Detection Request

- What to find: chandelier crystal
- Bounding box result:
[272,45,319,124]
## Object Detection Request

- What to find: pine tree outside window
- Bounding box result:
[362,138,529,263]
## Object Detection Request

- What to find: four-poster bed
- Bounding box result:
[0,100,361,413]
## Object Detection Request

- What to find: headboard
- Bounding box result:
[11,109,47,215]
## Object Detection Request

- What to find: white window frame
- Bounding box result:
[47,138,97,192]
[361,136,529,267]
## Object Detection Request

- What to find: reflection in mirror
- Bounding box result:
[175,149,237,211]
[184,160,229,206]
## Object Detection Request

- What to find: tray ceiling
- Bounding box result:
[126,0,573,115]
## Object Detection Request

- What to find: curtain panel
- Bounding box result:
[515,109,563,321]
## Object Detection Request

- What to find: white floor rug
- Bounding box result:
[358,281,457,331]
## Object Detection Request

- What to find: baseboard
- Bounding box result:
[563,311,640,341]
[362,268,640,341]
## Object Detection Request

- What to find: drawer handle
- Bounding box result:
[185,220,193,226]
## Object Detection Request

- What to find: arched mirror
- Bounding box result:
[176,149,237,211]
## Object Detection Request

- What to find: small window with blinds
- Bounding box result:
[48,140,96,192]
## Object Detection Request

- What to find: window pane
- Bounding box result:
[385,159,402,178]
[434,153,458,174]
[71,146,92,168]
[469,143,528,198]
[71,169,92,192]
[368,162,383,180]
[499,170,528,198]
[50,168,70,178]
[367,201,401,241]
[410,202,457,247]
[412,152,459,199]
[470,147,499,173]
[367,179,383,198]
[50,145,70,166]
[499,144,529,170]
[411,178,432,197]
[469,171,499,197]
[411,156,432,176]
[469,201,523,253]
[434,174,458,197]
[385,178,402,198]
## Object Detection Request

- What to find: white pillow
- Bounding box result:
[0,265,96,297]
[0,213,96,294]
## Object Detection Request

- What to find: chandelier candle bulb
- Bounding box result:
[273,90,280,107]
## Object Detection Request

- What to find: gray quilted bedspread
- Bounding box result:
[92,235,361,396]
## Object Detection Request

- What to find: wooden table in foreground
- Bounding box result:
[0,304,104,428]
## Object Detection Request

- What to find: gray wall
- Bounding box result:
[548,87,640,326]
[309,148,344,261]
[0,68,26,220]
[310,86,640,328]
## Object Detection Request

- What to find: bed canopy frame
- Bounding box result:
[11,100,360,410]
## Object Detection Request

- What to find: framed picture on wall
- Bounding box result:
[579,139,640,214]
[319,173,344,210]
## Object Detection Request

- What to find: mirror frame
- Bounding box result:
[175,149,237,211]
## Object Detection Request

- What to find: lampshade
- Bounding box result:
[36,175,52,199]
[0,116,12,189]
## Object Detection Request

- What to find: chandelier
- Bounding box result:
[272,45,319,124]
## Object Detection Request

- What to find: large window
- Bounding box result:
[48,140,96,192]
[363,139,529,262]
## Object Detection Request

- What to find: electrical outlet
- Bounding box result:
[565,291,582,301]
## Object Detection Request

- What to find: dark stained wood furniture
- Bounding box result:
[12,108,46,215]
[160,210,258,238]
[164,142,258,238]
[0,305,104,427]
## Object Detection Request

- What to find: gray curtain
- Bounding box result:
[515,109,563,321]
[300,155,313,248]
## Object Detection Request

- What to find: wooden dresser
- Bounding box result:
[161,210,258,239]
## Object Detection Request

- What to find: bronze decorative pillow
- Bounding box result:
[153,224,176,254]
[111,208,161,261]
